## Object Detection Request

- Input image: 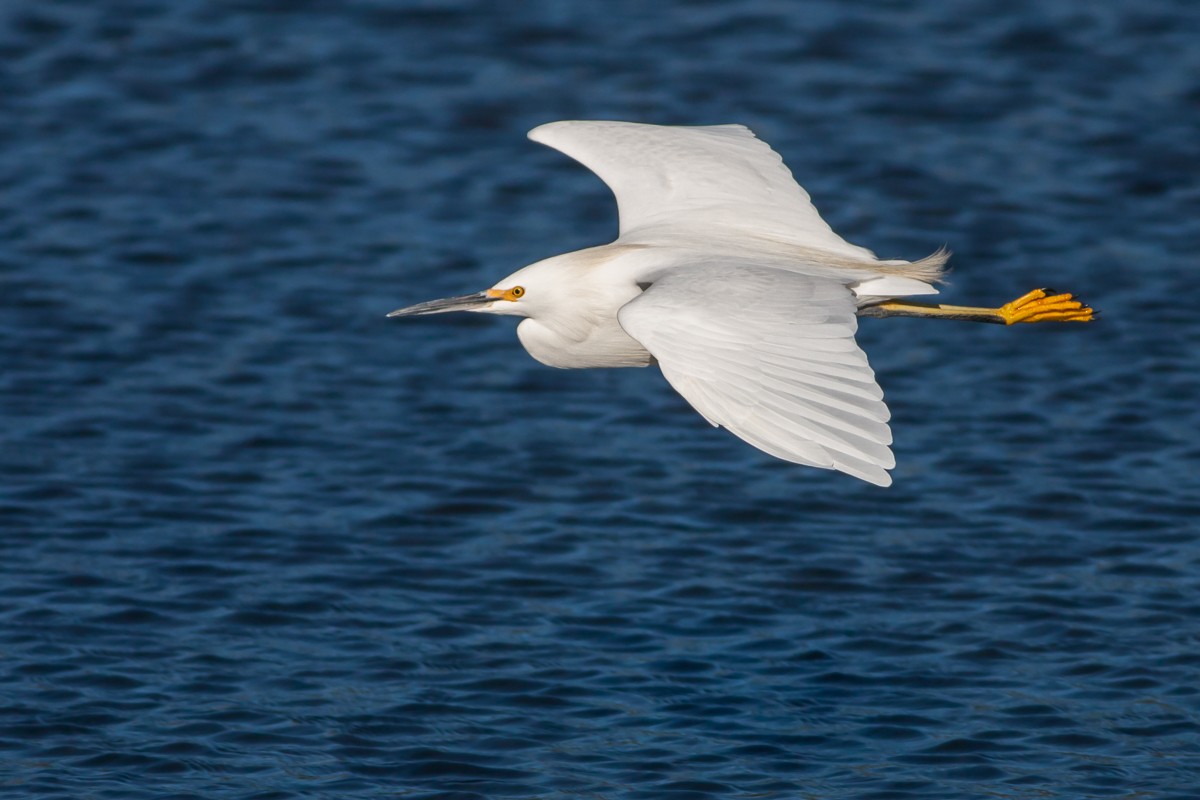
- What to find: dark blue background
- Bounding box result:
[2,1,1199,797]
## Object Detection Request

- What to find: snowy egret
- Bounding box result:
[389,121,1092,486]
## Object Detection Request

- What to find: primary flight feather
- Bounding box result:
[389,121,1093,486]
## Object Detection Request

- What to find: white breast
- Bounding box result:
[517,317,653,369]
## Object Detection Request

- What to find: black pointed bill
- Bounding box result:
[386,291,494,318]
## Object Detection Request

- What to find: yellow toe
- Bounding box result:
[999,288,1095,324]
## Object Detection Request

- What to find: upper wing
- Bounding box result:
[616,264,895,486]
[529,120,874,259]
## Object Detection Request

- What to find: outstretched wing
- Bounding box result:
[616,263,895,486]
[529,120,874,259]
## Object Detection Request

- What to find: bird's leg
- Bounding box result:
[858,288,1094,325]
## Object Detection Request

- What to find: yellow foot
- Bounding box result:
[998,288,1095,325]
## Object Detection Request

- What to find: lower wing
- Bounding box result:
[617,263,895,486]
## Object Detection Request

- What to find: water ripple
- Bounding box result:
[2,0,1199,797]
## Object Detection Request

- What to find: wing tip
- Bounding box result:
[832,446,896,486]
[528,119,615,143]
[528,120,759,145]
[527,121,563,143]
[860,466,894,487]
[825,441,896,487]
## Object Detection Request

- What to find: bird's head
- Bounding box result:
[386,258,567,321]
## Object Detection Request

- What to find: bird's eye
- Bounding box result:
[510,286,525,299]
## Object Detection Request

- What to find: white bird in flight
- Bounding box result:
[389,121,1092,486]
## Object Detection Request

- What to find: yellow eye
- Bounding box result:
[509,286,525,299]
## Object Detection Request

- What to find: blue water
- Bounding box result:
[3,1,1199,797]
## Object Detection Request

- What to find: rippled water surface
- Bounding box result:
[3,1,1200,797]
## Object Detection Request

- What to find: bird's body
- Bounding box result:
[390,121,1093,486]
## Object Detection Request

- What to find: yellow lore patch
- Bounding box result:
[487,286,525,302]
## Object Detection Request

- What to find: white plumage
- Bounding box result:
[389,121,1093,486]
[618,263,894,486]
[528,120,873,258]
